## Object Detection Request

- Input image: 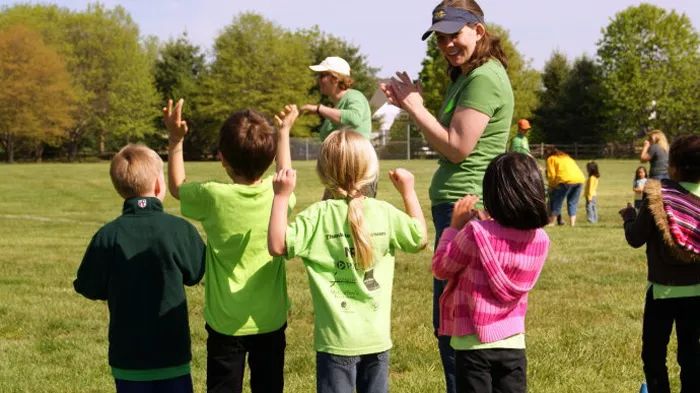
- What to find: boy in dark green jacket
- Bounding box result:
[74,144,206,393]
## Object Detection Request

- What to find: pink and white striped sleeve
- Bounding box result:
[432,224,478,280]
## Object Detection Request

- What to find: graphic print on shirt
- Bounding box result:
[327,237,383,313]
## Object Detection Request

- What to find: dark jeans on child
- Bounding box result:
[115,374,193,393]
[642,288,700,393]
[455,349,527,393]
[316,351,389,393]
[432,203,457,393]
[206,323,286,393]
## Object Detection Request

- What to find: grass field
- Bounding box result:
[0,159,676,392]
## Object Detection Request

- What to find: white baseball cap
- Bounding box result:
[309,56,351,77]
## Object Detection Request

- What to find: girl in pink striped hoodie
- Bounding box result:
[432,152,550,393]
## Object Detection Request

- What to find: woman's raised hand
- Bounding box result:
[381,72,423,113]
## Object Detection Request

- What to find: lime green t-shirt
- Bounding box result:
[509,134,530,155]
[319,89,372,141]
[179,176,295,336]
[451,333,525,351]
[285,198,424,355]
[429,60,514,207]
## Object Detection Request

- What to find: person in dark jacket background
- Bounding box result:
[620,134,700,393]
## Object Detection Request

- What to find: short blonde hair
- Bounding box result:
[110,144,163,199]
[317,130,378,270]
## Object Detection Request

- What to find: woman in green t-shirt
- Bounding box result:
[381,1,514,392]
[301,56,372,141]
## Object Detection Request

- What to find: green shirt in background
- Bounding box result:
[180,176,296,336]
[285,198,424,356]
[319,89,372,141]
[430,59,514,207]
[509,134,530,155]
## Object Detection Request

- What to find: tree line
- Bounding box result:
[0,3,698,163]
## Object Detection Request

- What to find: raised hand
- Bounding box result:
[163,98,188,143]
[388,168,415,196]
[275,104,300,130]
[383,72,424,112]
[273,168,296,197]
[300,104,319,115]
[619,203,637,222]
[450,195,480,229]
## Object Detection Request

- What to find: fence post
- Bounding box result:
[540,143,544,157]
[407,123,411,160]
[305,138,309,161]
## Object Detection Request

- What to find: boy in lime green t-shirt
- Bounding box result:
[164,100,298,393]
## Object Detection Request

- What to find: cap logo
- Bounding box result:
[434,9,446,20]
[137,199,147,208]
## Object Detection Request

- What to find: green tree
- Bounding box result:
[418,36,448,117]
[153,34,210,158]
[418,25,540,133]
[200,13,316,141]
[558,56,609,144]
[65,4,159,156]
[534,51,571,143]
[597,4,700,139]
[0,3,159,160]
[0,25,75,162]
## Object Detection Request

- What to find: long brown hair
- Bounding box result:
[316,130,379,270]
[442,0,508,80]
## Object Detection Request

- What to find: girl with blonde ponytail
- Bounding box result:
[268,129,427,393]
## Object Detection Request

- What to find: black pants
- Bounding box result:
[642,288,700,393]
[455,348,526,393]
[206,323,286,393]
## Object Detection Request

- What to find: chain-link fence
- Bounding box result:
[292,136,639,161]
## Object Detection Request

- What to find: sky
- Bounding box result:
[3,0,699,78]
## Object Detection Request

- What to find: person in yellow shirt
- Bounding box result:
[585,161,600,223]
[545,147,586,226]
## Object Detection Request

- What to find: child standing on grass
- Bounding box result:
[619,134,700,393]
[164,99,298,393]
[268,130,427,393]
[585,161,600,223]
[74,144,206,393]
[633,166,649,210]
[432,152,550,393]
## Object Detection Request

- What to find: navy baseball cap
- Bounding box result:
[421,5,484,41]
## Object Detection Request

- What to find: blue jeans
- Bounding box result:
[115,374,193,393]
[316,351,389,393]
[432,203,457,393]
[586,197,598,223]
[549,183,583,217]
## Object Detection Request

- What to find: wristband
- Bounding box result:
[316,104,321,115]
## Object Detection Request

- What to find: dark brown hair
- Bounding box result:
[586,161,600,178]
[669,134,700,182]
[218,109,276,181]
[442,0,508,80]
[483,153,549,230]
